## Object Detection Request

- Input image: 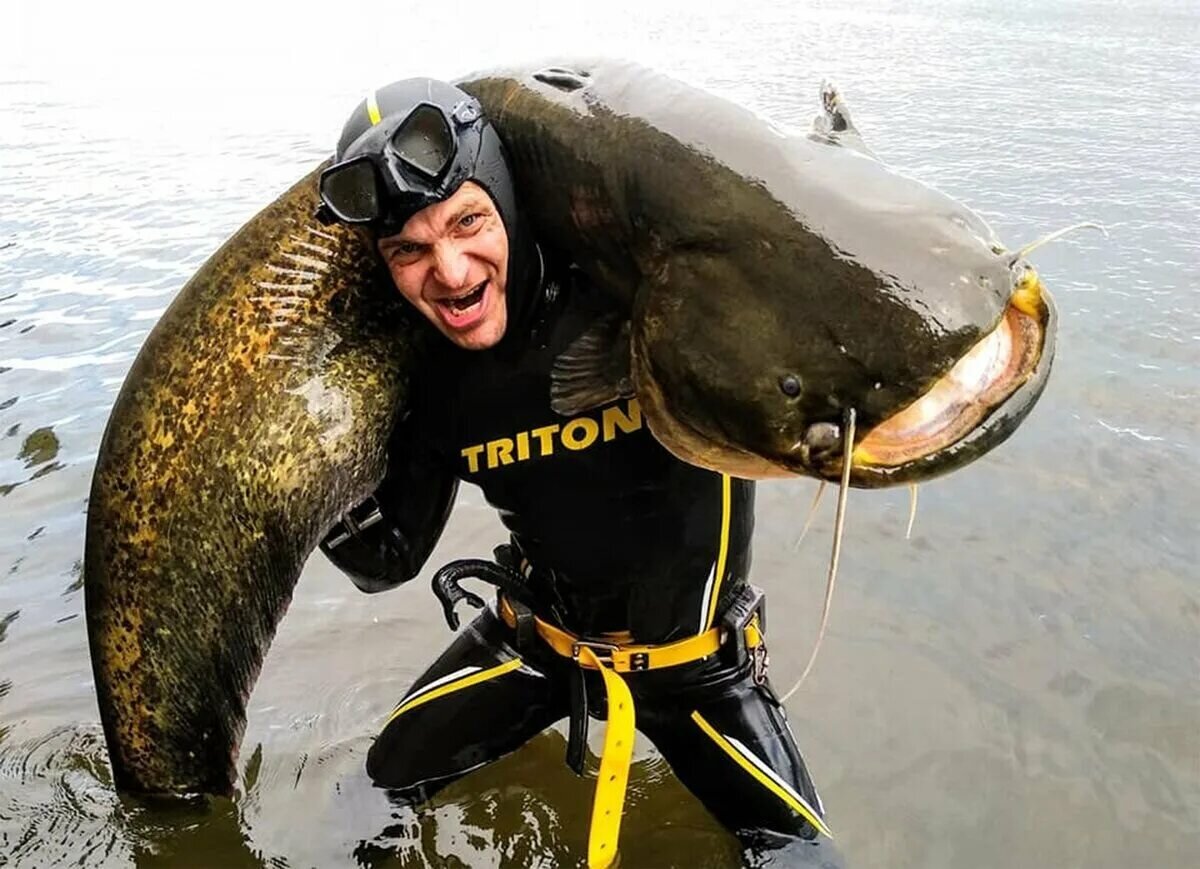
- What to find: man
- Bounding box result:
[316,77,835,865]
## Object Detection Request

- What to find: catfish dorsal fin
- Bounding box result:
[809,80,877,158]
[550,313,634,415]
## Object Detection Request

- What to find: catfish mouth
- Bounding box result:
[832,272,1055,487]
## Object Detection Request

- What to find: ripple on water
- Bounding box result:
[0,725,131,868]
[0,725,274,869]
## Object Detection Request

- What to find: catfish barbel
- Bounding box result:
[87,60,1062,794]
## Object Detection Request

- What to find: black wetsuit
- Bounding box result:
[324,258,836,859]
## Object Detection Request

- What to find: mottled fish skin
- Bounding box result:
[84,165,418,794]
[458,60,1053,487]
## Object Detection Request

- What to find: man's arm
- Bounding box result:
[320,415,458,593]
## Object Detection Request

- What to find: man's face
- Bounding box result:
[376,181,509,351]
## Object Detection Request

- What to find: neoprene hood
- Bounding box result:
[325,77,540,343]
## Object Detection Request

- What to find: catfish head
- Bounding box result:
[627,93,1056,488]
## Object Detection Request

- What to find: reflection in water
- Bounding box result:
[1,461,66,497]
[0,610,18,644]
[127,796,260,869]
[17,427,59,467]
[1,425,65,496]
[0,727,740,868]
[0,682,10,746]
[352,732,743,868]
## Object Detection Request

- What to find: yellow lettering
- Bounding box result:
[531,424,560,457]
[461,444,484,474]
[487,438,515,469]
[462,406,644,472]
[562,417,599,451]
[602,399,643,441]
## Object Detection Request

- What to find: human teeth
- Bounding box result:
[443,282,486,313]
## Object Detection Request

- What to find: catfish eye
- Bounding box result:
[779,374,802,398]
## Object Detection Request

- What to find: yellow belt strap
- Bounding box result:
[500,597,733,672]
[498,597,763,867]
[577,647,635,869]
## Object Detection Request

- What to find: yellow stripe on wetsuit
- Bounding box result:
[385,658,522,725]
[703,473,733,630]
[690,710,832,838]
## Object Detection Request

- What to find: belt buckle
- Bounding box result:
[572,639,618,665]
[507,596,537,651]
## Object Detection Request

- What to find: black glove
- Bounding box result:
[319,496,416,593]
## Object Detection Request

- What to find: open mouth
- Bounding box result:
[434,280,489,329]
[440,280,487,313]
[852,274,1049,470]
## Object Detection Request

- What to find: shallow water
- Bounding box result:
[2,0,1198,866]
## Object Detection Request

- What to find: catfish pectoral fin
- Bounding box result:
[550,313,634,415]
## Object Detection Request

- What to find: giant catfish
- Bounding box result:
[86,60,1057,794]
